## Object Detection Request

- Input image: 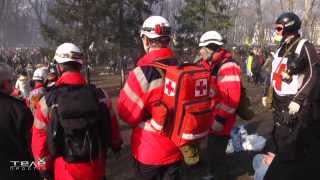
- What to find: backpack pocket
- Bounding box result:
[180,98,213,141]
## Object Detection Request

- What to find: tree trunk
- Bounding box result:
[302,0,316,38]
[118,0,125,88]
[232,0,242,44]
[255,0,264,47]
[288,0,294,11]
[202,0,206,30]
[280,0,284,11]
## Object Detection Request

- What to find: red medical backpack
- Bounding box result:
[148,61,213,147]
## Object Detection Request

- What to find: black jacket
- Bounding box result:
[0,92,40,180]
[272,37,320,124]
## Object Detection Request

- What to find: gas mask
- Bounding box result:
[273,33,283,44]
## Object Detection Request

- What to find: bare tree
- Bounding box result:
[27,0,50,26]
[0,0,6,17]
[288,0,295,11]
[302,0,316,38]
[280,0,285,11]
[255,0,264,46]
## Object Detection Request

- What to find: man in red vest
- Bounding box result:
[199,31,242,180]
[32,43,122,180]
[117,16,182,180]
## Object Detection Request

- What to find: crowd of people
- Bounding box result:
[0,47,49,75]
[1,12,320,180]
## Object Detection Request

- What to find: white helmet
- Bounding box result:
[140,16,171,39]
[32,67,48,81]
[53,43,83,64]
[199,31,224,47]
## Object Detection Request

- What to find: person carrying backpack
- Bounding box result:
[261,12,320,180]
[117,16,182,180]
[31,43,122,180]
[198,31,242,180]
[28,66,48,112]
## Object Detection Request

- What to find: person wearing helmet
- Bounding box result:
[28,66,48,112]
[198,31,242,180]
[45,62,58,91]
[117,16,182,180]
[261,12,320,180]
[31,43,122,180]
[0,63,41,180]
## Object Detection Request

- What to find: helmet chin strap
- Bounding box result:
[144,44,150,53]
[54,63,63,77]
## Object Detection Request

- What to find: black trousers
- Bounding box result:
[206,135,229,174]
[265,113,320,180]
[133,159,181,180]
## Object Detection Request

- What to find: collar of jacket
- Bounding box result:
[201,48,233,70]
[34,82,44,89]
[136,48,175,66]
[282,34,301,48]
[56,71,87,86]
[211,48,232,64]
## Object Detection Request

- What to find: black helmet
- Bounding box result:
[275,12,301,33]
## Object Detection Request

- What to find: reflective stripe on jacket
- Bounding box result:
[117,48,182,165]
[32,72,122,180]
[202,49,242,136]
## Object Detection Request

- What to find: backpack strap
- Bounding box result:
[212,58,237,76]
[147,61,169,70]
[274,38,302,74]
[295,38,308,55]
[141,57,178,77]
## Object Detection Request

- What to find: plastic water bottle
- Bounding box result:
[252,154,269,180]
[231,127,242,152]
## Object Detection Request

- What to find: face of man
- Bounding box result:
[199,47,214,61]
[274,24,284,43]
[141,36,149,53]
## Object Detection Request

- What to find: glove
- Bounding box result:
[262,97,267,107]
[262,152,275,166]
[288,101,300,115]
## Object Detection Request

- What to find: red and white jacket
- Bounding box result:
[28,82,46,112]
[31,72,122,180]
[201,49,242,136]
[117,48,182,165]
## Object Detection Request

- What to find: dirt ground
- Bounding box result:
[91,72,274,180]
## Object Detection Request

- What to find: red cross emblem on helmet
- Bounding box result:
[164,78,176,96]
[155,24,162,34]
[195,79,208,97]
